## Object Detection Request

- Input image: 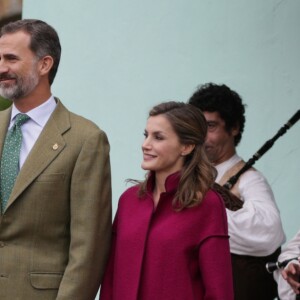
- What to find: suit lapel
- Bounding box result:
[0,108,12,209]
[0,108,12,157]
[6,100,71,209]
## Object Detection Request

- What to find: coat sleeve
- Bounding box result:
[99,210,119,300]
[198,236,234,300]
[56,129,112,300]
[198,193,234,300]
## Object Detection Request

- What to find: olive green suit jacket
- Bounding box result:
[0,100,112,300]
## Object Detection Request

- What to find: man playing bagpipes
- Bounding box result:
[188,83,286,300]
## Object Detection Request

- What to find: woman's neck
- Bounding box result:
[153,174,167,208]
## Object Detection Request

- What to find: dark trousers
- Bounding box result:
[231,248,281,300]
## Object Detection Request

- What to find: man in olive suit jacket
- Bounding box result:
[0,19,112,299]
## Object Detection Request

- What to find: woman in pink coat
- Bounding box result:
[100,101,234,300]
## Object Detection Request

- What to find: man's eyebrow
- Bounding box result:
[1,53,20,60]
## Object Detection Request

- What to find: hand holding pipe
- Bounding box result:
[266,256,299,273]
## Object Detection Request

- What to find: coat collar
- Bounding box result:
[146,171,181,195]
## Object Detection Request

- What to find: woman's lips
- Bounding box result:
[143,153,156,160]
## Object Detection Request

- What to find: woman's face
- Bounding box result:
[141,115,186,178]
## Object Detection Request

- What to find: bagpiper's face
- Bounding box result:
[203,111,238,165]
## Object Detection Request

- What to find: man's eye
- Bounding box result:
[207,122,217,131]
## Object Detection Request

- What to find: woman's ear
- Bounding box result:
[181,144,195,156]
[38,55,54,77]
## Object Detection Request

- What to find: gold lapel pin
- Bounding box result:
[52,143,59,150]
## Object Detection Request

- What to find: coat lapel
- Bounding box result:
[0,108,12,209]
[0,107,12,157]
[6,100,71,209]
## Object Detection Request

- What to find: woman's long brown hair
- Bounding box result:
[135,101,216,210]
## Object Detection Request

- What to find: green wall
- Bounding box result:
[22,0,300,242]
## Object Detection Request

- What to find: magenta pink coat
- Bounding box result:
[100,172,234,300]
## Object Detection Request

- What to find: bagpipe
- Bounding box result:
[266,257,300,300]
[266,256,299,273]
[214,109,300,300]
[216,109,300,211]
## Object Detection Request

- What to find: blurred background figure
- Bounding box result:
[188,83,285,300]
[274,229,300,299]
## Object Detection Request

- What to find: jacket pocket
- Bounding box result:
[35,173,65,182]
[29,272,63,290]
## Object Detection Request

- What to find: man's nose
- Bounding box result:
[0,59,9,74]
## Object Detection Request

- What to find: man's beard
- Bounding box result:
[0,68,39,101]
[204,146,215,163]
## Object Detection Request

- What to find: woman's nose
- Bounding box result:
[142,137,151,150]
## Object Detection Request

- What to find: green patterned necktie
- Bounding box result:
[0,113,30,212]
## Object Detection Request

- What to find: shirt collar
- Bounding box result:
[215,153,241,169]
[11,96,57,127]
[215,153,241,182]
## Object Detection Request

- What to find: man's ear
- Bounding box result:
[38,55,54,76]
[231,124,240,137]
[181,144,195,156]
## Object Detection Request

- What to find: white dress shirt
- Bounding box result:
[9,96,57,168]
[216,154,286,256]
[274,229,300,300]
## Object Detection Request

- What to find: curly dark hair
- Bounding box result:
[188,83,246,146]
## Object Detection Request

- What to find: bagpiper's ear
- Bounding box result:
[231,124,240,137]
